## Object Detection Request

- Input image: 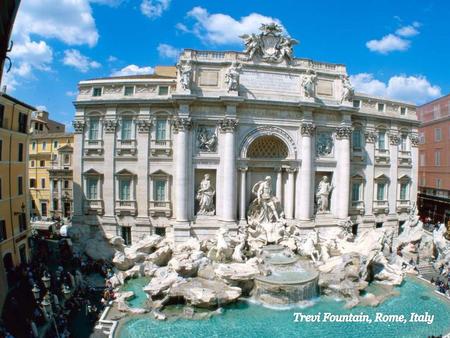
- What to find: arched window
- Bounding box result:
[247,136,288,159]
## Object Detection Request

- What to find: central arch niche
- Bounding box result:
[247,135,289,159]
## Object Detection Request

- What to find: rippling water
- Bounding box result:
[118,278,450,338]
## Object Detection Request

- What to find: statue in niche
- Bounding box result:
[300,69,317,98]
[340,74,354,103]
[247,176,286,244]
[196,174,215,215]
[197,127,217,152]
[177,60,192,91]
[225,62,242,92]
[316,132,333,157]
[316,176,333,213]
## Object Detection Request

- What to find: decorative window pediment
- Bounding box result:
[116,168,135,177]
[398,174,411,183]
[83,168,103,177]
[374,173,390,182]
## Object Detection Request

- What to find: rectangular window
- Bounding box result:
[19,213,27,232]
[18,143,23,161]
[158,86,169,95]
[124,86,134,96]
[156,120,166,141]
[377,183,385,201]
[154,180,166,201]
[400,134,408,151]
[400,183,408,200]
[63,154,70,165]
[53,180,58,189]
[435,128,442,141]
[42,141,47,150]
[40,160,45,167]
[0,178,2,199]
[419,153,425,166]
[352,129,362,150]
[351,183,360,202]
[30,178,36,188]
[378,131,386,150]
[419,132,425,144]
[87,178,98,199]
[435,150,441,166]
[0,104,4,128]
[53,141,58,148]
[436,178,442,189]
[400,107,407,115]
[18,176,23,195]
[119,179,131,201]
[89,117,100,140]
[41,178,46,188]
[32,141,36,150]
[31,200,36,209]
[18,112,28,133]
[92,87,102,97]
[352,100,360,108]
[64,180,69,189]
[41,203,47,217]
[53,199,58,210]
[31,160,34,167]
[121,118,133,140]
[0,220,6,242]
[377,103,385,112]
[0,139,2,161]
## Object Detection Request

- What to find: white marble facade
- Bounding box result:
[71,25,419,243]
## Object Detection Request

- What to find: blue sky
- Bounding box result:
[3,0,450,129]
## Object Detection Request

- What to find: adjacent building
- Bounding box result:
[72,25,419,244]
[0,92,34,311]
[29,110,74,219]
[417,94,450,223]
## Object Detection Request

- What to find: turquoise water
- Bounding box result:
[121,277,150,308]
[118,278,450,338]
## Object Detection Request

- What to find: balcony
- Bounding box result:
[373,200,389,214]
[149,201,171,217]
[84,139,104,157]
[150,139,172,156]
[375,148,390,164]
[115,200,137,216]
[84,199,104,215]
[116,139,137,157]
[398,150,412,166]
[396,199,411,213]
[350,200,365,215]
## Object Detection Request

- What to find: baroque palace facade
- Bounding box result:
[72,24,419,243]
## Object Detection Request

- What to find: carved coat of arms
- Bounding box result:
[240,23,298,63]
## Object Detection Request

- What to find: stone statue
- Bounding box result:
[316,176,333,213]
[247,176,286,244]
[177,60,192,91]
[340,75,354,103]
[294,230,321,263]
[196,174,215,215]
[240,23,298,63]
[300,70,317,98]
[197,127,217,152]
[225,62,242,92]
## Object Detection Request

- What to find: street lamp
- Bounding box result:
[62,284,71,300]
[41,294,52,317]
[32,284,41,300]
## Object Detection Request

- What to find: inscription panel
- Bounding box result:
[198,71,219,86]
[240,70,299,93]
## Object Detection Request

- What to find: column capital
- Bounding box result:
[300,122,316,136]
[364,130,377,143]
[172,117,192,133]
[72,120,85,134]
[409,133,420,147]
[286,167,297,173]
[238,167,248,172]
[274,167,283,173]
[137,119,152,133]
[389,133,401,145]
[335,125,353,139]
[103,119,117,133]
[219,117,238,132]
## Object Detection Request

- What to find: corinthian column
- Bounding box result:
[239,167,248,222]
[336,125,352,219]
[285,167,296,220]
[219,117,238,222]
[275,167,283,202]
[298,122,315,220]
[389,133,400,215]
[173,117,192,222]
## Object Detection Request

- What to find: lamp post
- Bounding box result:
[32,284,41,300]
[41,294,60,338]
[42,273,51,289]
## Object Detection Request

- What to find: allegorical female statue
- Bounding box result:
[316,176,333,213]
[196,174,215,215]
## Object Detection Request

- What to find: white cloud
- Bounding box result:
[66,90,78,97]
[366,34,410,54]
[395,25,419,37]
[140,0,170,19]
[350,73,441,104]
[36,105,48,111]
[107,55,118,62]
[63,49,101,73]
[111,64,154,76]
[157,43,181,60]
[90,0,124,7]
[177,7,284,45]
